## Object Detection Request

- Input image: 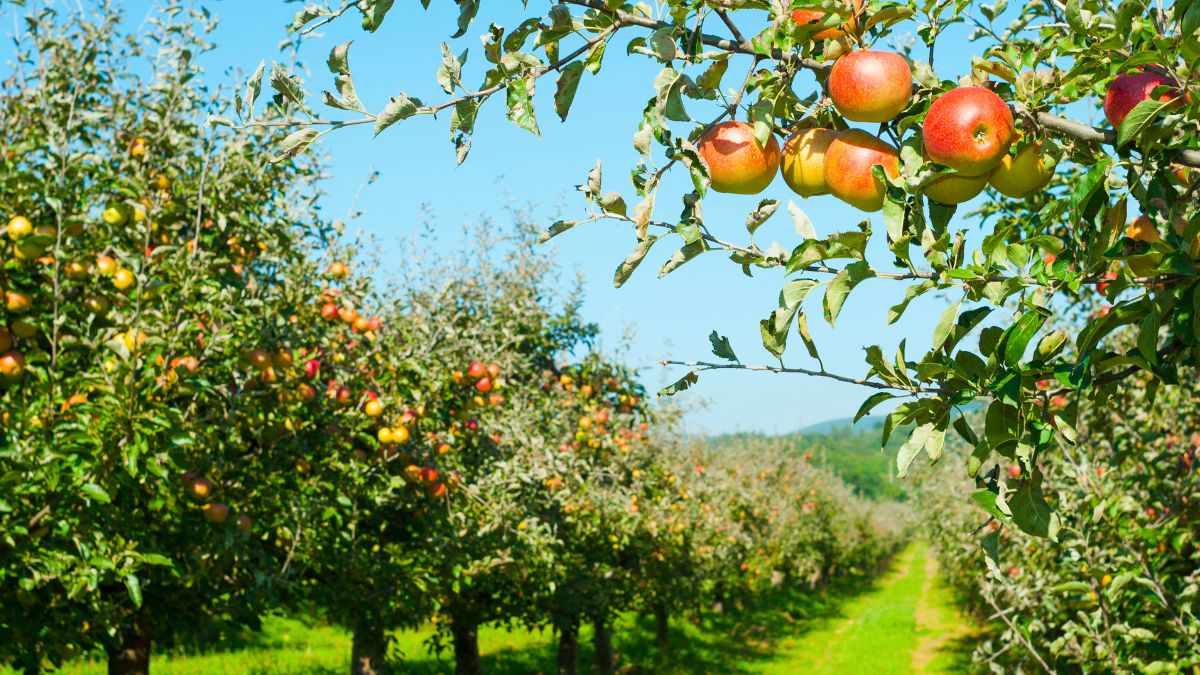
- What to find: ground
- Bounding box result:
[31,542,976,674]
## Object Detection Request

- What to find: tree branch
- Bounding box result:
[657,359,940,394]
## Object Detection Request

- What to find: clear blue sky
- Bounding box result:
[100,1,1068,435]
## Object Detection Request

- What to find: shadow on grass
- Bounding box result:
[392,572,889,674]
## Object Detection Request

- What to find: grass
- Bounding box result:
[16,543,976,674]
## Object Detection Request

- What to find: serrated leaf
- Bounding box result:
[745,199,779,236]
[658,371,698,396]
[1116,98,1171,148]
[709,331,738,362]
[374,93,421,136]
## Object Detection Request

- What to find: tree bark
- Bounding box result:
[555,615,580,675]
[452,616,481,675]
[653,603,669,650]
[107,620,150,675]
[592,615,616,673]
[351,623,387,675]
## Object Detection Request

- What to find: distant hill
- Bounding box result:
[708,421,906,502]
[799,416,883,435]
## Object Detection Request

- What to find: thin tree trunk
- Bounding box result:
[593,615,616,673]
[351,623,387,675]
[107,620,150,675]
[452,616,481,675]
[653,603,669,650]
[556,615,580,675]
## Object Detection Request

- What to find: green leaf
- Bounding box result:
[932,299,961,352]
[358,0,396,32]
[823,261,874,327]
[554,61,585,122]
[436,43,468,95]
[709,331,738,362]
[745,199,779,236]
[450,0,480,38]
[658,371,698,396]
[82,483,111,504]
[1116,98,1171,148]
[614,235,658,287]
[1003,310,1048,367]
[970,489,1009,522]
[1009,472,1059,540]
[896,422,934,478]
[538,220,579,244]
[242,61,266,117]
[854,392,896,423]
[270,128,320,164]
[324,42,366,113]
[375,93,421,136]
[506,75,540,136]
[125,573,143,608]
[795,312,820,361]
[659,240,706,278]
[269,64,307,110]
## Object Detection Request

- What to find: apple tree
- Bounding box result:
[253,0,1200,566]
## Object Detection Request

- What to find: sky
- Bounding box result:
[79,0,1073,435]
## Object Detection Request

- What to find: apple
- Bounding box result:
[1008,463,1021,479]
[427,482,447,499]
[202,502,229,524]
[7,216,32,240]
[1104,70,1177,129]
[828,51,912,123]
[988,139,1056,198]
[5,291,31,313]
[823,129,900,212]
[467,361,487,379]
[327,261,350,279]
[923,87,1014,176]
[65,261,89,281]
[474,377,493,393]
[320,302,339,320]
[96,255,117,276]
[779,128,838,197]
[338,307,358,324]
[128,137,147,158]
[696,121,780,195]
[486,362,501,379]
[234,514,252,533]
[392,426,410,444]
[304,359,320,378]
[297,383,316,402]
[113,268,136,291]
[272,349,294,369]
[84,290,115,315]
[0,351,26,382]
[246,349,272,372]
[186,474,213,500]
[102,206,126,226]
[367,316,383,332]
[364,399,384,417]
[790,0,860,40]
[922,171,988,205]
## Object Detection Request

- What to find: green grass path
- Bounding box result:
[755,541,975,674]
[25,542,975,674]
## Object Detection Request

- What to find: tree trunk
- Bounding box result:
[653,603,669,650]
[351,623,387,675]
[107,620,150,675]
[452,616,481,675]
[556,615,580,675]
[593,615,616,673]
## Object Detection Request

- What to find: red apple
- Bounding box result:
[475,377,493,393]
[1104,70,1177,129]
[696,121,780,195]
[0,351,26,382]
[467,361,486,379]
[203,502,229,524]
[1008,463,1021,479]
[828,51,912,123]
[780,128,838,197]
[790,0,861,40]
[923,87,1014,176]
[823,129,900,212]
[304,359,321,378]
